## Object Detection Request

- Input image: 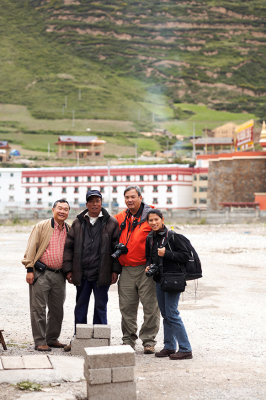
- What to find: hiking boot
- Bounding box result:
[35,345,51,352]
[155,348,175,358]
[64,344,71,352]
[169,351,193,360]
[143,345,155,354]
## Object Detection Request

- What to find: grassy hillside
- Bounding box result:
[33,0,266,118]
[0,0,265,127]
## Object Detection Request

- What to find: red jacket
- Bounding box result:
[115,203,152,266]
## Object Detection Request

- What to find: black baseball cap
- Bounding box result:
[86,189,102,202]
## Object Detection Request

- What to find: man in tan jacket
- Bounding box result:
[22,199,70,351]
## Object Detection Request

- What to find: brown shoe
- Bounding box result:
[47,340,66,348]
[64,344,71,352]
[35,345,51,352]
[155,348,175,358]
[169,351,193,360]
[144,345,155,354]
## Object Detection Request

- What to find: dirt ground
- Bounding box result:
[0,223,265,399]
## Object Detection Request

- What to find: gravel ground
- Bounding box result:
[0,223,265,399]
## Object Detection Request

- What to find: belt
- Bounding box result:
[46,267,63,273]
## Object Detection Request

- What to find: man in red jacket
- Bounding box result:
[115,186,160,354]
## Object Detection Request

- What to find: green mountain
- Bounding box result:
[0,0,265,124]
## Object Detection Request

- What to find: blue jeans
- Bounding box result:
[74,279,109,331]
[156,283,192,352]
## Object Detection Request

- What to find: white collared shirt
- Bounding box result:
[85,211,103,225]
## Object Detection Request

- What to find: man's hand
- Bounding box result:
[66,272,73,284]
[26,272,35,285]
[111,272,118,284]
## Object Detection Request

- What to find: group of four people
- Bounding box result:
[22,185,192,360]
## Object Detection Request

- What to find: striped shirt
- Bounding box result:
[40,221,67,269]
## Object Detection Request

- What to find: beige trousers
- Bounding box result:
[29,269,65,346]
[118,265,160,347]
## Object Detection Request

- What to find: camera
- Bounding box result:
[146,263,160,277]
[111,243,128,259]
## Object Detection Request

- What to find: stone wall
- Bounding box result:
[208,157,266,210]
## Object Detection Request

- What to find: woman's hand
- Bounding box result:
[158,247,166,257]
[145,266,150,273]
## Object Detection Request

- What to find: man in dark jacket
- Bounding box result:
[62,189,120,350]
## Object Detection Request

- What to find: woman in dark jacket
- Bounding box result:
[145,209,193,360]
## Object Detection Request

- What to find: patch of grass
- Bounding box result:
[16,381,42,392]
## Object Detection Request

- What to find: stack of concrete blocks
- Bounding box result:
[84,345,136,400]
[71,324,111,356]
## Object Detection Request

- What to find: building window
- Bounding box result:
[112,198,118,204]
[74,198,79,204]
[126,176,130,182]
[194,199,197,204]
[167,186,172,192]
[167,175,172,181]
[113,176,117,182]
[199,175,208,181]
[194,175,197,181]
[153,186,158,192]
[100,186,105,193]
[75,176,79,182]
[199,187,207,192]
[153,175,158,181]
[87,186,91,191]
[37,198,42,205]
[194,187,197,192]
[87,176,91,182]
[37,188,42,193]
[140,186,144,193]
[48,192,52,196]
[140,175,144,181]
[25,199,30,205]
[9,196,14,202]
[153,198,158,204]
[48,181,53,186]
[38,177,42,183]
[62,187,67,193]
[95,152,100,156]
[100,176,104,182]
[74,187,79,193]
[25,188,30,193]
[10,173,14,177]
[199,199,207,204]
[26,177,30,183]
[62,177,67,183]
[167,198,172,204]
[9,184,14,190]
[112,187,117,193]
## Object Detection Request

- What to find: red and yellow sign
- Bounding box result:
[234,120,254,151]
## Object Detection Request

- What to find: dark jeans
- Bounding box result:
[74,279,109,331]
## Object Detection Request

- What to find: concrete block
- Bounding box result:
[72,338,109,356]
[84,345,135,369]
[112,366,134,383]
[76,324,93,339]
[87,381,137,400]
[23,355,52,369]
[1,356,24,369]
[93,324,111,339]
[84,367,112,385]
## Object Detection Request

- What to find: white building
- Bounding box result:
[0,164,194,215]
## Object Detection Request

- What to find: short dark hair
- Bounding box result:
[53,199,70,210]
[124,185,142,196]
[146,208,163,221]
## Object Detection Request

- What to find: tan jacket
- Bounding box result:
[22,218,69,270]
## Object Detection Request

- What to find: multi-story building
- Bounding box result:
[0,164,195,215]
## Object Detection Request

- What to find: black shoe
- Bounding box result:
[155,348,175,358]
[169,351,193,360]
